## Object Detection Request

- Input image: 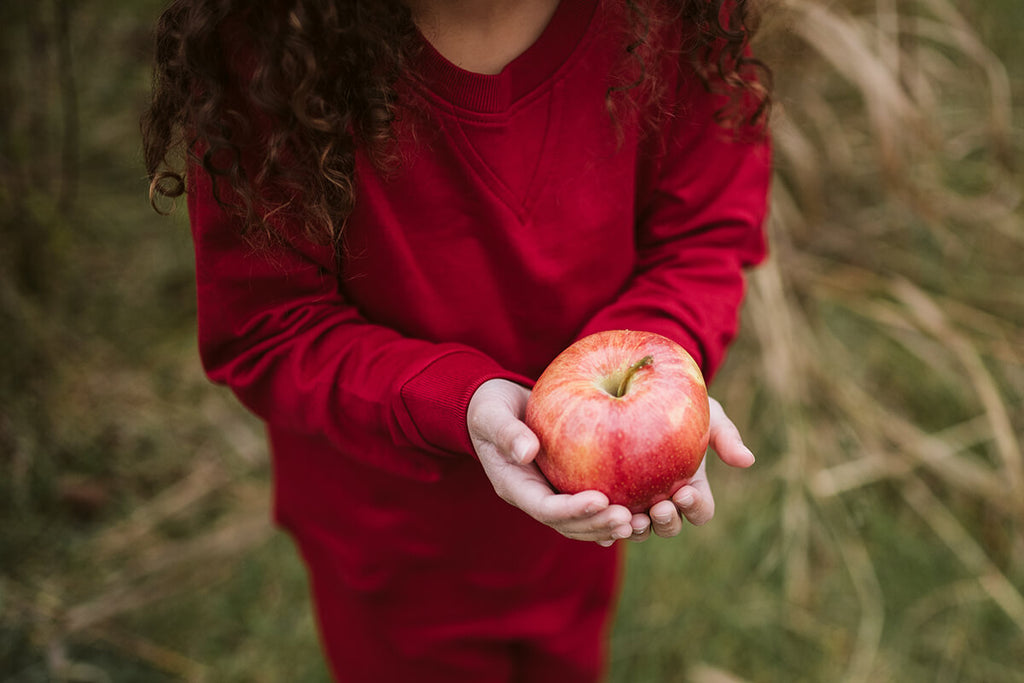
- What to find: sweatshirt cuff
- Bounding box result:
[397,350,534,457]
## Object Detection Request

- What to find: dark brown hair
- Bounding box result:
[142,0,770,248]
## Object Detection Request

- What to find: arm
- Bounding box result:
[578,74,771,381]
[470,70,770,542]
[187,167,530,481]
[584,64,771,539]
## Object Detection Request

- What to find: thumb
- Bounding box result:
[468,380,540,465]
[708,397,755,468]
[492,416,540,465]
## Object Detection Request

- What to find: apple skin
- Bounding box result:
[525,330,710,514]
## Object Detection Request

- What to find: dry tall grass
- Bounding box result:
[693,0,1023,679]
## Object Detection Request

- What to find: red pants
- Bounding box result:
[296,528,620,682]
[273,432,622,683]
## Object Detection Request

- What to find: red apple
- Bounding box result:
[525,330,710,514]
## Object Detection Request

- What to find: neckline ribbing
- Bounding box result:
[414,0,599,114]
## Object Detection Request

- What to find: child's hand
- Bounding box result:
[467,379,635,544]
[628,397,756,543]
[468,383,754,546]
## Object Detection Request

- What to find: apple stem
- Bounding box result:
[616,356,653,398]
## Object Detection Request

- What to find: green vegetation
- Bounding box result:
[2,1,1022,681]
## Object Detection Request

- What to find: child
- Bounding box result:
[142,0,771,680]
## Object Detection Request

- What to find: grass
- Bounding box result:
[2,0,1022,681]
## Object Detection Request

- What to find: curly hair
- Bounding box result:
[141,0,770,249]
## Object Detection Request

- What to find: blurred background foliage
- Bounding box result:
[1,0,1022,681]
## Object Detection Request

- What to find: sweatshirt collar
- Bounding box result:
[414,0,599,113]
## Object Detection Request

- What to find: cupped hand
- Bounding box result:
[628,396,756,543]
[467,379,635,544]
[468,383,754,546]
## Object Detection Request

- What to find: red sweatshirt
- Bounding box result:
[187,0,768,671]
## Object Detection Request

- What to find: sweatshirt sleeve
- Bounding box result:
[577,67,771,380]
[186,167,530,481]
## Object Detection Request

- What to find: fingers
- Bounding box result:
[480,451,634,544]
[629,398,748,539]
[640,455,717,538]
[470,382,634,544]
[708,397,755,468]
[641,485,715,540]
[628,512,652,542]
[540,496,633,545]
[673,480,715,526]
[637,398,747,537]
[472,386,750,545]
[534,489,610,522]
[648,499,683,538]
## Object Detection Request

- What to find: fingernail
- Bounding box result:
[652,514,672,525]
[677,491,695,508]
[744,447,756,463]
[511,436,529,463]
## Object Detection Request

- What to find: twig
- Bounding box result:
[827,500,885,683]
[689,663,752,683]
[92,455,230,558]
[891,278,1024,512]
[65,513,272,634]
[54,0,79,213]
[810,405,1019,516]
[90,624,209,682]
[901,476,1024,634]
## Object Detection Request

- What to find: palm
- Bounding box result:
[468,381,754,544]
